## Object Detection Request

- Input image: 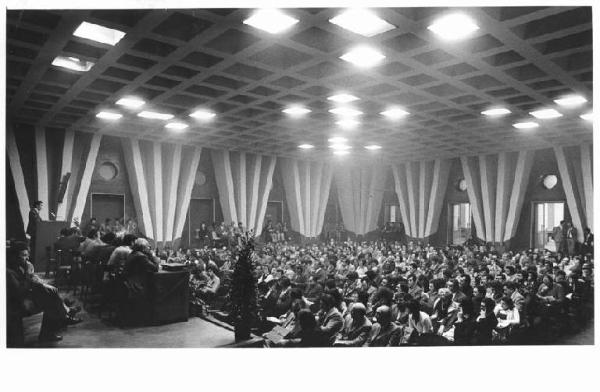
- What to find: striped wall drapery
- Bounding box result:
[391,159,451,239]
[121,138,201,246]
[460,150,534,243]
[554,144,593,242]
[7,125,102,231]
[280,158,333,238]
[210,150,277,237]
[335,164,386,236]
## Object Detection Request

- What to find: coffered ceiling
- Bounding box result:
[6,6,593,163]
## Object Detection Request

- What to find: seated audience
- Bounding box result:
[365,305,402,347]
[333,303,372,347]
[6,242,82,344]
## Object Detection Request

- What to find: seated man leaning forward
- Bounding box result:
[6,242,82,343]
[364,305,402,347]
[334,302,372,347]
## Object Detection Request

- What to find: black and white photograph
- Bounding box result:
[1,0,598,389]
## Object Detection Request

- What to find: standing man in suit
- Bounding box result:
[565,221,577,256]
[26,200,43,263]
[552,221,565,255]
[582,227,594,256]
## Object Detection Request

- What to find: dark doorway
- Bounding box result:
[182,198,214,248]
[265,201,283,225]
[91,193,125,228]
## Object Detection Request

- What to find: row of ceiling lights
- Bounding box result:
[50,10,593,155]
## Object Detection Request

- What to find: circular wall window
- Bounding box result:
[542,174,558,189]
[195,171,207,186]
[98,162,118,181]
[458,179,467,191]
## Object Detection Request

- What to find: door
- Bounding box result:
[450,203,471,244]
[533,202,565,250]
[91,193,124,228]
[265,201,283,225]
[182,198,214,248]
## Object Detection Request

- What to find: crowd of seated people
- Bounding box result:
[81,216,138,238]
[208,237,594,346]
[8,210,593,348]
[128,230,593,346]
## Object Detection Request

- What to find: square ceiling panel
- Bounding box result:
[185,84,227,98]
[250,44,313,70]
[117,54,157,70]
[384,33,429,54]
[223,63,273,81]
[152,12,213,41]
[505,63,548,81]
[439,62,478,77]
[400,73,437,86]
[181,51,223,68]
[249,86,280,96]
[132,38,177,57]
[413,49,455,66]
[203,75,248,89]
[162,65,198,79]
[290,27,351,53]
[205,28,260,54]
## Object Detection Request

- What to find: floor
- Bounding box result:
[22,311,248,348]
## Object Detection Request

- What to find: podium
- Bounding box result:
[34,221,67,269]
[150,270,190,325]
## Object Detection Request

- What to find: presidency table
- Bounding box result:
[149,269,190,325]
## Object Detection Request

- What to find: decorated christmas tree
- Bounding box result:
[229,233,258,342]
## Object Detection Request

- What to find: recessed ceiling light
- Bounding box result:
[513,122,539,129]
[329,107,363,117]
[554,95,587,107]
[117,97,145,109]
[329,8,395,37]
[428,13,479,41]
[298,144,314,149]
[329,144,352,151]
[381,108,409,119]
[137,111,174,121]
[336,119,360,129]
[481,108,511,116]
[365,145,382,150]
[333,150,350,156]
[96,111,122,120]
[283,106,311,116]
[73,21,126,46]
[530,108,562,119]
[189,110,216,120]
[328,137,348,144]
[165,122,189,131]
[340,46,385,68]
[52,56,94,72]
[328,93,359,103]
[580,112,593,121]
[243,9,298,34]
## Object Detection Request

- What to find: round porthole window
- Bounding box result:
[542,174,558,189]
[98,162,118,181]
[458,179,467,191]
[195,171,206,186]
